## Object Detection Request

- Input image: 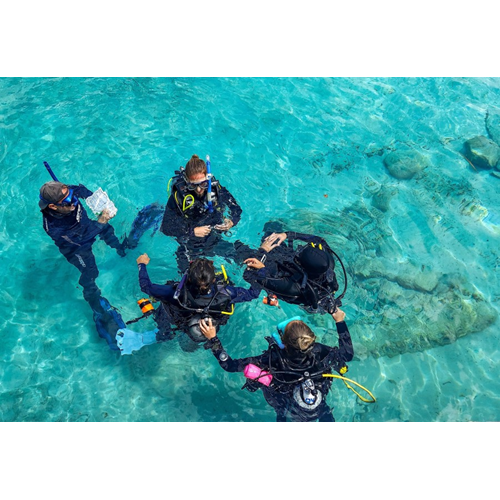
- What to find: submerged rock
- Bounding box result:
[355,255,439,293]
[351,235,497,359]
[365,178,396,213]
[352,270,498,358]
[371,185,397,212]
[384,149,429,180]
[463,136,500,170]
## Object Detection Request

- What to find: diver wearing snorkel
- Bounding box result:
[39,177,129,350]
[200,308,354,422]
[160,154,253,270]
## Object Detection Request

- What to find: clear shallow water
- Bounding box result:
[0,77,499,422]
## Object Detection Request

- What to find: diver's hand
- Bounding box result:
[136,253,150,266]
[98,209,114,224]
[214,219,234,231]
[244,258,265,270]
[194,226,212,237]
[274,233,287,244]
[200,317,217,339]
[260,233,285,252]
[332,308,346,323]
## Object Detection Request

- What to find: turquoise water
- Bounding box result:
[1,77,499,422]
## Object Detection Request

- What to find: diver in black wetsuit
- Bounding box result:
[136,253,261,351]
[159,154,254,270]
[243,229,343,315]
[200,308,353,422]
[39,181,128,350]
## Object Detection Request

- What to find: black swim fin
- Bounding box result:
[123,202,165,249]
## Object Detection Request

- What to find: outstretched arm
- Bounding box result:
[226,284,261,303]
[333,309,354,363]
[200,318,268,372]
[286,231,328,248]
[324,309,354,367]
[137,254,176,302]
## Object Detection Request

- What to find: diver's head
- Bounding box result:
[184,154,209,198]
[187,258,216,295]
[282,320,316,355]
[39,182,78,214]
[296,245,333,279]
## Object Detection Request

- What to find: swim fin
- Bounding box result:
[92,296,126,351]
[123,202,165,249]
[116,328,158,355]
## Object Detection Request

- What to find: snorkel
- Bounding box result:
[205,155,213,213]
[43,161,59,182]
[173,271,189,301]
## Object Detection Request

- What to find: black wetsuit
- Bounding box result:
[204,320,354,422]
[244,231,340,313]
[138,263,260,348]
[160,175,253,270]
[41,184,126,349]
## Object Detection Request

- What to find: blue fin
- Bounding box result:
[124,202,165,249]
[92,297,126,350]
[117,328,158,355]
[93,313,120,350]
[99,297,126,328]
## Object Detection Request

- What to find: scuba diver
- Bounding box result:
[134,253,261,351]
[39,178,129,350]
[160,154,254,270]
[243,228,346,315]
[200,308,354,422]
